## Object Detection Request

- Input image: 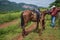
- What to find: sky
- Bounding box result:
[8,0,55,7]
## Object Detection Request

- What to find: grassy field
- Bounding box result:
[0,19,33,40]
[0,10,60,40]
[0,12,22,24]
[0,19,21,40]
[0,14,60,40]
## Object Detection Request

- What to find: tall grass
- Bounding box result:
[0,19,33,40]
[0,23,22,40]
[0,12,22,24]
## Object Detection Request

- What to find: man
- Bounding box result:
[50,5,57,28]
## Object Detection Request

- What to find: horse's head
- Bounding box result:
[56,7,60,18]
[41,10,48,15]
[57,7,60,12]
[21,10,32,26]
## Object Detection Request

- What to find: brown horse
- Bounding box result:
[21,10,42,37]
[20,9,49,37]
[40,10,48,30]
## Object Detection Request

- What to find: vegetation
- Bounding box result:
[50,0,60,7]
[0,12,21,24]
[0,19,33,40]
[0,14,60,40]
[0,22,22,40]
[0,0,38,14]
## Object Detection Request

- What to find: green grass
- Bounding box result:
[0,12,22,24]
[0,18,33,40]
[0,22,22,40]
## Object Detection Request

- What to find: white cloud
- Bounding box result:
[9,0,55,7]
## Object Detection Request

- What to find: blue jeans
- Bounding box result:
[51,16,56,28]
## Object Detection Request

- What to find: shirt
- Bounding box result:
[50,8,58,16]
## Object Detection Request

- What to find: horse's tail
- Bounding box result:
[21,12,24,28]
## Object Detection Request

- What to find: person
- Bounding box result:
[50,5,57,28]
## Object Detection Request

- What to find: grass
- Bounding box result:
[0,11,60,40]
[0,18,33,40]
[0,22,22,40]
[0,12,22,24]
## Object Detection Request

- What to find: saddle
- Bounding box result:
[31,10,40,20]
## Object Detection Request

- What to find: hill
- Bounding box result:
[0,0,38,14]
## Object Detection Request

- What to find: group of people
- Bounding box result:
[30,5,57,28]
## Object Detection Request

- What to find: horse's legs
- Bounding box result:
[22,16,30,37]
[40,19,45,31]
[39,19,42,34]
[42,20,45,30]
[35,19,39,32]
[21,13,26,37]
[22,26,26,37]
[22,16,28,37]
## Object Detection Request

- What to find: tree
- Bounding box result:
[50,0,60,7]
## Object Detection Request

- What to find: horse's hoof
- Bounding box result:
[42,28,45,31]
[25,32,28,36]
[39,31,42,36]
[39,33,42,36]
[22,31,26,37]
[22,31,28,37]
[43,28,45,30]
[33,29,37,32]
[22,33,25,38]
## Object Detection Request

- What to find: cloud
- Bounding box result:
[9,0,55,7]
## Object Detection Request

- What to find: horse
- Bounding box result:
[41,7,60,28]
[20,10,43,37]
[40,10,49,30]
[20,7,60,37]
[41,7,60,25]
[56,7,60,15]
[41,7,60,29]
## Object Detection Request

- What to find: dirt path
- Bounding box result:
[14,23,37,40]
[0,19,19,28]
[0,19,37,40]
